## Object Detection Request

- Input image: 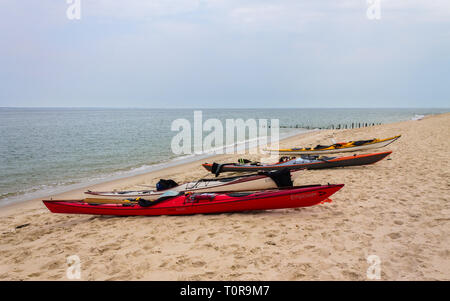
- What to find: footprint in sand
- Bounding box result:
[388,232,401,239]
[27,272,42,278]
[342,270,361,280]
[191,261,206,268]
[40,260,61,270]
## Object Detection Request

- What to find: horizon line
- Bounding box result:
[1,106,449,110]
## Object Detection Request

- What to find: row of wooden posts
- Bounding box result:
[276,122,382,130]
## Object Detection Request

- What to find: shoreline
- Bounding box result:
[2,108,446,209]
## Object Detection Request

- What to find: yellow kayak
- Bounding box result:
[264,135,401,155]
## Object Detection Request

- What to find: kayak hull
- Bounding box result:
[265,135,400,155]
[43,184,344,216]
[203,151,391,173]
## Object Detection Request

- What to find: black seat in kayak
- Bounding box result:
[138,192,184,207]
[314,144,330,150]
[352,139,375,146]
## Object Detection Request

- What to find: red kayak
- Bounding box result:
[43,184,344,216]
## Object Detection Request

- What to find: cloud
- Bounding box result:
[230,5,285,24]
[84,0,201,19]
[0,0,449,107]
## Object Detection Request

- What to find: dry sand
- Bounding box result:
[0,113,449,280]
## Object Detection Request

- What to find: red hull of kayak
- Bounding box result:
[43,184,344,216]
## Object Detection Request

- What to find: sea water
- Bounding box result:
[0,107,447,206]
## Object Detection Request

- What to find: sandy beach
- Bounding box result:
[0,113,449,280]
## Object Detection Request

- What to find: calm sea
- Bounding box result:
[0,108,447,206]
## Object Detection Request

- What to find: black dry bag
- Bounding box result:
[156,179,178,191]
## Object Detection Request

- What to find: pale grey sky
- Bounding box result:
[0,0,449,108]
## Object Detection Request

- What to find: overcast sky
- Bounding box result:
[0,0,449,108]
